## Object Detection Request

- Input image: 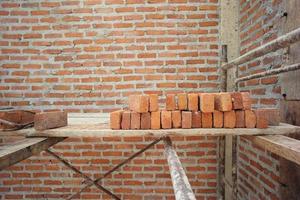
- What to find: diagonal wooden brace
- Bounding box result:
[46,149,120,200]
[66,137,163,200]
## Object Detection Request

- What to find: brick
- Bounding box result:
[230,92,243,110]
[177,93,187,110]
[166,94,176,111]
[199,93,214,113]
[213,110,223,128]
[149,94,159,112]
[258,108,280,126]
[254,109,268,129]
[130,112,141,129]
[151,111,160,130]
[34,111,67,131]
[245,110,256,128]
[215,93,232,111]
[188,93,198,111]
[0,110,35,129]
[202,112,212,128]
[241,92,251,110]
[224,111,236,128]
[161,110,171,129]
[121,111,131,130]
[141,112,151,129]
[171,111,181,128]
[182,111,192,129]
[192,111,201,128]
[128,95,149,113]
[235,110,245,128]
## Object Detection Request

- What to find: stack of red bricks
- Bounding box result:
[110,92,279,130]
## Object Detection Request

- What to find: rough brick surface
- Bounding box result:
[223,111,236,128]
[202,112,212,128]
[128,95,149,113]
[35,111,67,131]
[237,1,283,199]
[259,108,280,126]
[171,111,181,128]
[213,110,223,128]
[215,93,232,111]
[166,94,176,111]
[0,110,34,129]
[191,111,201,128]
[121,111,130,130]
[199,93,214,113]
[0,136,219,199]
[241,92,251,110]
[149,94,159,112]
[177,93,187,111]
[161,110,171,129]
[254,109,268,129]
[130,112,140,130]
[0,0,220,112]
[244,110,256,128]
[150,111,160,130]
[188,94,199,111]
[182,111,192,129]
[230,92,243,110]
[141,112,151,129]
[235,110,245,128]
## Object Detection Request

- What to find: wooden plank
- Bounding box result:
[15,123,300,138]
[248,135,300,166]
[224,136,234,200]
[280,0,300,100]
[0,137,65,171]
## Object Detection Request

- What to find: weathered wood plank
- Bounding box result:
[247,135,300,166]
[0,137,65,170]
[8,123,298,138]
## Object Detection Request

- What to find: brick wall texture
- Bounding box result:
[0,0,220,113]
[237,0,283,199]
[238,0,284,109]
[0,0,289,199]
[0,136,219,200]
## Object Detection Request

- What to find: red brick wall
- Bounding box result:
[238,0,284,108]
[0,0,220,112]
[237,137,280,200]
[237,0,284,199]
[0,136,219,199]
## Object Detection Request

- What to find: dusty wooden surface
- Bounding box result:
[6,123,299,138]
[0,137,64,171]
[247,135,300,166]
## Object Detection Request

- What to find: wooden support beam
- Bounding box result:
[0,137,65,171]
[246,135,300,166]
[222,27,300,70]
[235,63,300,84]
[163,137,196,200]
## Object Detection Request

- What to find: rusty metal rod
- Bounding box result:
[222,27,300,70]
[46,149,120,200]
[67,137,163,200]
[235,62,300,84]
[163,137,196,200]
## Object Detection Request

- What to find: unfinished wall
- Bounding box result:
[237,0,284,108]
[0,0,220,112]
[0,136,219,200]
[237,0,285,199]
